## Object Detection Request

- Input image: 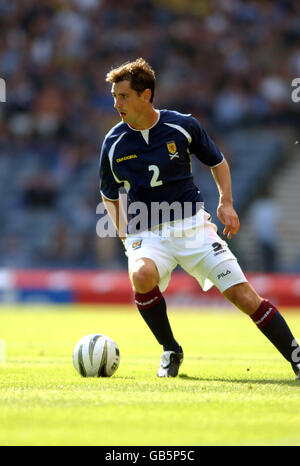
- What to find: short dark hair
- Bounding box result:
[106,58,156,103]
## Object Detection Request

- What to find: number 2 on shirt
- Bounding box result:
[148,165,163,187]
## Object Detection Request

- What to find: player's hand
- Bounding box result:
[217,203,240,239]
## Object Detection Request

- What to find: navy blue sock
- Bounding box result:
[251,299,299,367]
[135,286,181,352]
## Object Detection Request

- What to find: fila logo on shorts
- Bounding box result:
[217,270,231,280]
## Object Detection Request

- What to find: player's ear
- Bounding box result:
[142,88,152,103]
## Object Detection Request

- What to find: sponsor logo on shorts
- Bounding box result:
[212,242,226,256]
[217,270,231,280]
[214,250,226,256]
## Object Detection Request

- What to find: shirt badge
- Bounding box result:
[167,141,179,159]
[132,240,143,250]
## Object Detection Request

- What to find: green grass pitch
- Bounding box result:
[0,304,300,446]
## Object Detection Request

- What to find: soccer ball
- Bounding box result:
[73,333,120,377]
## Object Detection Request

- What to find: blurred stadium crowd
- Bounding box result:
[0,0,299,270]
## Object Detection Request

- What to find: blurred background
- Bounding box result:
[0,0,299,304]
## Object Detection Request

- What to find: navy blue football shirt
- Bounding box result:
[99,109,224,231]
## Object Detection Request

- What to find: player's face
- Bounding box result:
[111,80,149,128]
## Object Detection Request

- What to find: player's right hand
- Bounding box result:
[217,203,240,239]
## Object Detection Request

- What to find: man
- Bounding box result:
[99,57,300,379]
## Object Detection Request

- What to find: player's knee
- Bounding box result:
[130,259,159,294]
[223,282,263,315]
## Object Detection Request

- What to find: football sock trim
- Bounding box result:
[250,299,277,329]
[135,286,163,310]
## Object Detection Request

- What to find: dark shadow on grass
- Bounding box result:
[179,374,203,381]
[179,373,299,386]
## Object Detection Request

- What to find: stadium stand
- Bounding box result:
[240,138,300,272]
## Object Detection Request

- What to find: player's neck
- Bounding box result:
[129,108,159,131]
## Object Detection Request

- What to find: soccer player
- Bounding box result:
[99,58,300,379]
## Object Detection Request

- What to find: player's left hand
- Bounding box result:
[217,203,240,239]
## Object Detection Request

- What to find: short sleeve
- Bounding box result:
[99,142,123,200]
[187,116,224,167]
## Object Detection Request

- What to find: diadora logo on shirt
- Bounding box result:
[166,141,179,160]
[116,154,138,163]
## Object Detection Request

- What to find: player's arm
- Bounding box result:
[210,158,240,239]
[101,194,128,241]
[187,116,240,239]
[99,139,127,242]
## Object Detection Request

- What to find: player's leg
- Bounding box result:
[179,213,300,379]
[125,234,183,377]
[129,257,159,294]
[130,257,181,352]
[129,257,183,377]
[129,257,180,351]
[222,281,300,378]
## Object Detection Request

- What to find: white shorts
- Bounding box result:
[124,210,247,294]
